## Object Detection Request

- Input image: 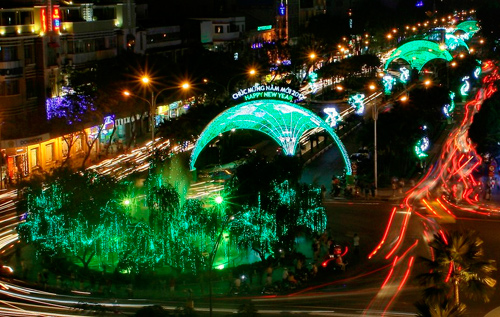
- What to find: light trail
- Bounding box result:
[366,62,500,313]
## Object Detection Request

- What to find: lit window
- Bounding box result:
[45,143,54,162]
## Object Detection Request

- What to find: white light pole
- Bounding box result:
[370,84,379,196]
[372,103,378,196]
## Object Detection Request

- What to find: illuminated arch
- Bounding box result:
[189,99,352,175]
[444,34,469,52]
[455,20,480,38]
[384,40,453,71]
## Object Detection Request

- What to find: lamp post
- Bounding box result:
[226,68,257,96]
[208,195,231,317]
[123,78,190,152]
[370,84,379,196]
[203,78,229,101]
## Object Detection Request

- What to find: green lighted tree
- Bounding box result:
[18,169,130,270]
[229,204,278,261]
[228,156,326,260]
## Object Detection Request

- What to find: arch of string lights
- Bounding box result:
[454,20,480,37]
[189,99,352,175]
[444,34,469,52]
[384,40,453,71]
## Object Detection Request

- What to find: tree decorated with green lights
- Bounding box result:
[18,150,327,276]
[18,169,130,270]
[228,156,327,260]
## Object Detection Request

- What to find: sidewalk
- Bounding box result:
[324,188,407,203]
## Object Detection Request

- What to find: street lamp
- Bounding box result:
[123,78,190,151]
[226,68,258,96]
[203,78,229,99]
[370,84,380,196]
[208,195,232,317]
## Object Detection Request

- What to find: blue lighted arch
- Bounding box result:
[189,99,352,175]
[384,40,453,71]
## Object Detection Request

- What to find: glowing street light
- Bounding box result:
[123,77,190,151]
[214,195,223,205]
[226,68,258,94]
[208,195,237,317]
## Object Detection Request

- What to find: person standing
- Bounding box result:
[353,233,360,256]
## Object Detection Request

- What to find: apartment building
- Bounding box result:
[0,0,135,181]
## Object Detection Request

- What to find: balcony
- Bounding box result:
[66,49,117,65]
[0,60,22,70]
[61,20,116,33]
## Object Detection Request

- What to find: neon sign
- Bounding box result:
[53,8,61,32]
[232,85,305,102]
[41,9,47,33]
[257,25,272,31]
[279,2,286,16]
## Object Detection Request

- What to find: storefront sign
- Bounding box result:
[232,85,305,102]
[2,133,51,149]
[53,7,61,32]
[115,112,148,126]
[257,25,272,31]
[41,9,47,33]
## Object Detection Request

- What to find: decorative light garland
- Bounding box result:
[348,93,365,115]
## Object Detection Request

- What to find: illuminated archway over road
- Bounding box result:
[384,40,453,72]
[455,20,480,38]
[189,99,352,175]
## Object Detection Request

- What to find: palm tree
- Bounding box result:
[417,229,497,308]
[415,299,466,317]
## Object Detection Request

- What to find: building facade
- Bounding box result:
[0,0,136,181]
